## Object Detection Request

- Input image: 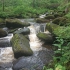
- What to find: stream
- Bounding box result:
[0,18,53,70]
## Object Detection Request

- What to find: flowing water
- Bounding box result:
[0,34,14,70]
[0,19,53,70]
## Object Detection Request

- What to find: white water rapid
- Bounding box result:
[28,24,43,52]
[0,34,14,70]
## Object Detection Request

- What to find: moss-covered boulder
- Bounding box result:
[0,28,8,37]
[36,18,48,23]
[14,28,30,35]
[45,15,55,19]
[37,32,53,44]
[52,17,67,26]
[11,34,33,58]
[46,23,60,33]
[46,23,70,40]
[5,19,30,28]
[54,13,61,18]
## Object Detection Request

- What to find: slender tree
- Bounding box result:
[2,0,4,11]
[33,0,36,7]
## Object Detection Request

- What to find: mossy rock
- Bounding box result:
[14,28,30,35]
[36,18,48,23]
[52,17,67,26]
[0,28,8,38]
[54,13,61,18]
[11,34,33,58]
[0,18,6,27]
[37,32,53,44]
[45,15,55,19]
[46,23,60,33]
[46,23,70,39]
[5,19,30,28]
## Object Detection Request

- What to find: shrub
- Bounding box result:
[52,17,67,26]
[54,13,61,18]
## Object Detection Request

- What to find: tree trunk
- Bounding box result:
[33,0,36,7]
[2,0,4,11]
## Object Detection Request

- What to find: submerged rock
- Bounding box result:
[37,32,53,44]
[0,28,8,38]
[14,28,30,35]
[11,34,33,58]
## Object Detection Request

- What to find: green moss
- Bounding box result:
[53,26,70,39]
[37,33,49,40]
[46,23,60,33]
[11,34,33,58]
[37,32,53,44]
[46,23,70,39]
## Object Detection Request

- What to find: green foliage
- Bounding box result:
[52,17,67,26]
[65,12,70,19]
[43,36,70,70]
[53,26,70,39]
[0,0,62,18]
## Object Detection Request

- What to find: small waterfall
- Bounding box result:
[28,23,46,52]
[28,24,43,52]
[40,24,46,32]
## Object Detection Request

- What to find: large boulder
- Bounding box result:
[46,23,70,39]
[0,28,8,38]
[5,19,30,28]
[14,28,30,35]
[36,18,49,23]
[37,32,53,44]
[11,34,33,58]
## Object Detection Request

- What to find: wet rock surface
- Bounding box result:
[14,28,30,35]
[13,48,53,70]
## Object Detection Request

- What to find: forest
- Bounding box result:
[0,0,70,70]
